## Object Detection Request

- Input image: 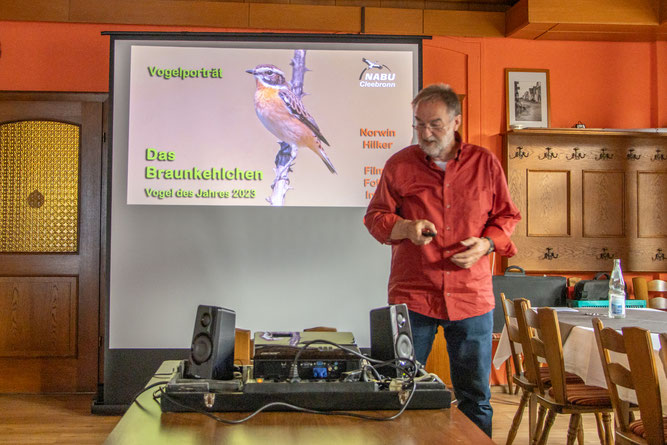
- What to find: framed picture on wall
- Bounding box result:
[505,69,550,130]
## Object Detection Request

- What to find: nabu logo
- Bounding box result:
[358,58,397,88]
[359,58,392,80]
[363,72,396,81]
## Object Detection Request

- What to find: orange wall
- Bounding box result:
[421,36,666,160]
[1,21,665,282]
[2,22,665,147]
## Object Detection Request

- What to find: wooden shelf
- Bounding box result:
[506,128,667,137]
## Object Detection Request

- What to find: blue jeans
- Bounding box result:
[409,310,493,437]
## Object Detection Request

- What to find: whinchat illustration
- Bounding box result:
[246,64,336,174]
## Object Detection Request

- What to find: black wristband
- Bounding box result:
[483,237,495,255]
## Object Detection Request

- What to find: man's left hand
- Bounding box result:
[450,237,491,269]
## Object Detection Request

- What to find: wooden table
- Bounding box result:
[105,361,495,445]
[494,308,667,409]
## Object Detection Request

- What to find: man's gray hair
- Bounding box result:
[411,84,461,118]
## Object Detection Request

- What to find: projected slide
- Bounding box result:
[126,45,414,207]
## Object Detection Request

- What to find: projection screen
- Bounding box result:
[101,32,424,407]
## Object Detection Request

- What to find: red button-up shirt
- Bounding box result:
[364,137,521,321]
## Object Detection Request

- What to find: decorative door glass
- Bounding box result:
[0,120,79,252]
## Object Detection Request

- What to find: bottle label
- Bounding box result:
[610,300,624,315]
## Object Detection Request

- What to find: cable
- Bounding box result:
[130,380,172,411]
[154,339,436,424]
[264,339,418,383]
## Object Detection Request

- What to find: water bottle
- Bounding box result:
[608,259,626,318]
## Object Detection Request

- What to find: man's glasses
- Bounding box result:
[412,122,446,133]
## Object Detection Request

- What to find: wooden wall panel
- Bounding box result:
[506,129,667,272]
[0,277,77,358]
[506,0,665,41]
[381,0,425,9]
[0,0,69,22]
[69,0,250,28]
[423,9,504,36]
[526,170,570,236]
[528,0,660,26]
[637,171,667,237]
[582,170,625,237]
[363,7,423,34]
[1,0,665,39]
[537,30,664,42]
[248,3,361,31]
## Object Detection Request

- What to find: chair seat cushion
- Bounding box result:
[516,367,583,388]
[548,383,611,406]
[539,367,583,385]
[628,416,667,440]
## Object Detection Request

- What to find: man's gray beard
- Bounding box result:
[419,140,444,158]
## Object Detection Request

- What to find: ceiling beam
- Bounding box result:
[0,0,664,40]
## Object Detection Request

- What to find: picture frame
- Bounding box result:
[505,69,550,130]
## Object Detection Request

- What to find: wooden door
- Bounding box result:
[0,92,105,392]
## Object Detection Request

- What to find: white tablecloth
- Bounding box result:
[493,309,667,410]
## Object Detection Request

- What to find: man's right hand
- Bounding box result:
[390,219,437,245]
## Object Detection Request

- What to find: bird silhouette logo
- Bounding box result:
[246,64,336,174]
[359,58,392,80]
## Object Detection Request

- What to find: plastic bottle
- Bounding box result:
[608,259,626,318]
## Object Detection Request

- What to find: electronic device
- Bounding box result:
[253,331,361,381]
[370,304,416,377]
[184,305,236,380]
[253,344,362,381]
[160,359,451,413]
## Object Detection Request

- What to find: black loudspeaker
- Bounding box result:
[185,305,236,380]
[370,304,415,377]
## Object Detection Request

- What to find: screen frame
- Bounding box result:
[97,31,427,410]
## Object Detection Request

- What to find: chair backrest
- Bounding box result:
[648,279,667,293]
[648,280,667,309]
[633,277,648,301]
[500,293,524,375]
[534,307,570,405]
[514,298,547,395]
[659,333,667,392]
[623,327,666,445]
[591,317,635,434]
[649,297,667,309]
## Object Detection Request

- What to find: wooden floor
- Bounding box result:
[0,394,120,445]
[0,387,609,444]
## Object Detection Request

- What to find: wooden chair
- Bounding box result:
[512,299,585,445]
[592,318,642,444]
[633,277,649,301]
[503,294,579,444]
[623,327,666,445]
[499,293,521,395]
[500,293,536,444]
[516,300,613,445]
[647,280,667,310]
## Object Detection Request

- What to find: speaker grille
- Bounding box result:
[191,333,213,365]
[395,333,413,359]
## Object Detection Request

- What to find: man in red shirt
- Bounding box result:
[364,84,520,437]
